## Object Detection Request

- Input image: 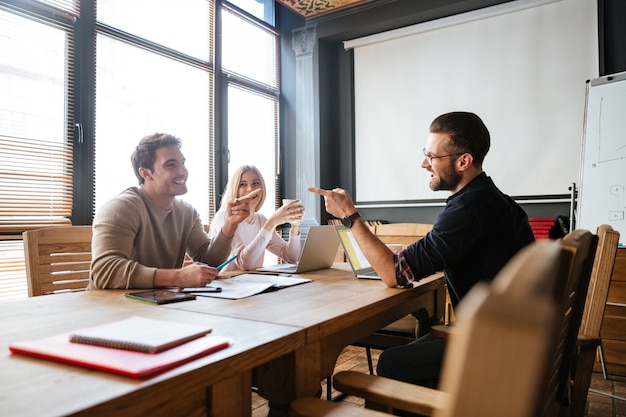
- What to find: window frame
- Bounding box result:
[0,0,280,302]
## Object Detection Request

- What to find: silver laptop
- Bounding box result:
[335,226,381,279]
[257,225,340,274]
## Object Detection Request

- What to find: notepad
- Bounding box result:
[10,332,230,379]
[68,316,212,353]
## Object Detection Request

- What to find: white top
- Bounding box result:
[209,210,301,272]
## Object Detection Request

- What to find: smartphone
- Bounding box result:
[179,286,222,293]
[124,289,197,304]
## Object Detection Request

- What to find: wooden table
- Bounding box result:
[0,290,305,417]
[165,263,446,416]
[1,264,444,417]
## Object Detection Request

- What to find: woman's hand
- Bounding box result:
[264,199,305,232]
[221,189,262,237]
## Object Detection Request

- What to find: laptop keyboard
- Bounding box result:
[271,264,297,271]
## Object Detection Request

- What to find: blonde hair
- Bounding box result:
[219,165,266,212]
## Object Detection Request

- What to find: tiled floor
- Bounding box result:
[585,371,626,417]
[252,345,626,417]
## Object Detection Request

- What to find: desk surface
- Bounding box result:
[165,263,444,342]
[166,263,445,407]
[0,290,304,417]
[2,263,444,417]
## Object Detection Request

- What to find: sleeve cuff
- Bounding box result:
[394,251,415,287]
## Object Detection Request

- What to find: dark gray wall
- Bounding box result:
[278,0,626,226]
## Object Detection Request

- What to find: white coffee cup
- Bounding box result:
[282,199,304,225]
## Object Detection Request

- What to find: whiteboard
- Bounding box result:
[348,0,597,203]
[577,71,626,243]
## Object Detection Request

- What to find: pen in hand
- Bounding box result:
[216,253,239,271]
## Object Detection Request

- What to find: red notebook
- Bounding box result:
[9,332,231,378]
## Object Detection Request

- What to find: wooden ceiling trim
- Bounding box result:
[276,0,371,18]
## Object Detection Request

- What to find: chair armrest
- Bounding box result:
[430,324,454,339]
[576,335,601,349]
[332,371,448,416]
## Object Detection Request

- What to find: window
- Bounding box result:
[0,7,75,233]
[221,3,279,220]
[0,0,280,301]
[0,2,78,300]
[227,84,279,217]
[228,0,273,25]
[222,4,278,88]
[94,0,214,221]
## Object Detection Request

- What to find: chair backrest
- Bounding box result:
[292,240,582,417]
[568,224,620,417]
[539,229,597,416]
[440,229,597,417]
[23,226,93,296]
[579,224,620,338]
[374,223,433,249]
[436,240,566,417]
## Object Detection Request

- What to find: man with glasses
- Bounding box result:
[308,111,534,387]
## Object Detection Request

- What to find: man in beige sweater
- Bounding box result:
[89,133,258,289]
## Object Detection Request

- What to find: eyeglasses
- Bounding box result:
[422,148,466,165]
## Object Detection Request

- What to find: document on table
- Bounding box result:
[192,273,311,299]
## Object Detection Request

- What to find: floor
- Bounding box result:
[251,345,626,417]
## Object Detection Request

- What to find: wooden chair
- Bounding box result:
[22,226,93,296]
[546,229,597,416]
[292,239,569,417]
[355,223,439,376]
[292,229,597,417]
[374,223,433,249]
[566,225,620,417]
[375,222,455,323]
[322,222,436,400]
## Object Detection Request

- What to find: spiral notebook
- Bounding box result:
[68,316,212,353]
[10,332,230,379]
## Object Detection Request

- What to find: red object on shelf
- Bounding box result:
[528,217,557,240]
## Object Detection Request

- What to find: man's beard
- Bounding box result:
[429,163,462,192]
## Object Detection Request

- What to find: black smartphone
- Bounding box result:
[124,289,197,304]
[179,286,222,293]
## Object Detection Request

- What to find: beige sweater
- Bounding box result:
[89,187,231,289]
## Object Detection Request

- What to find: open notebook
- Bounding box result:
[335,226,381,279]
[257,225,339,274]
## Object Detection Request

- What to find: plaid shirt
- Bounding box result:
[394,251,414,288]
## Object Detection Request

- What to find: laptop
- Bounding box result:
[335,226,381,279]
[257,225,340,274]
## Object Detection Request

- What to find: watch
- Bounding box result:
[342,211,361,228]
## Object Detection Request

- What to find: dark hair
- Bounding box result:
[430,112,490,166]
[131,133,182,184]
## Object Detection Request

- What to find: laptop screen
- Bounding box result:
[336,228,372,271]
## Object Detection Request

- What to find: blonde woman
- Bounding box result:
[209,165,305,272]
